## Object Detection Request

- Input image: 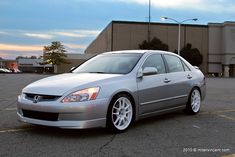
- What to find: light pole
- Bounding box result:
[161,17,198,55]
[148,0,151,43]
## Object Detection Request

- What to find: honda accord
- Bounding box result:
[17,50,206,132]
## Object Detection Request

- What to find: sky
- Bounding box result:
[0,0,235,59]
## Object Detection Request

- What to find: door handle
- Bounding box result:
[164,78,171,83]
[187,74,192,79]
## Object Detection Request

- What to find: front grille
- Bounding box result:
[22,109,59,121]
[25,93,61,102]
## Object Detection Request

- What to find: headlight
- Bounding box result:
[61,87,100,103]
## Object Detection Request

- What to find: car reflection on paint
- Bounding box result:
[17,50,206,133]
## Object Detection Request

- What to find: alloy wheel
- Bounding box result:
[191,89,201,113]
[111,97,133,130]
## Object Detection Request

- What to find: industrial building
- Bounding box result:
[17,58,53,73]
[85,21,235,77]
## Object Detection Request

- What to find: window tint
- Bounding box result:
[142,54,166,74]
[164,55,184,73]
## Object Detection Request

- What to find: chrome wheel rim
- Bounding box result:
[112,97,133,130]
[191,89,201,113]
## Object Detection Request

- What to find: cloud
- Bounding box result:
[54,32,85,38]
[0,29,99,58]
[0,29,101,39]
[0,42,87,59]
[112,0,235,13]
[0,51,42,59]
[0,31,9,35]
[64,43,87,49]
[24,33,54,39]
[0,43,87,59]
[0,43,43,51]
[73,30,101,37]
[23,30,100,39]
[53,30,100,38]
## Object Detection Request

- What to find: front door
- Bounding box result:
[137,54,172,114]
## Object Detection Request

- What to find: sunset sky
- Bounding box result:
[1,0,235,59]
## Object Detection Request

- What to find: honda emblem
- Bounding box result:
[33,95,41,103]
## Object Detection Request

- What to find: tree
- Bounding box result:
[139,37,168,51]
[30,56,37,59]
[43,41,70,73]
[180,43,203,66]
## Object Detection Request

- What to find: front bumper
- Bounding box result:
[17,95,109,129]
[17,112,106,129]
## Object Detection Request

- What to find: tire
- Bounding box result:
[107,94,134,133]
[186,88,201,114]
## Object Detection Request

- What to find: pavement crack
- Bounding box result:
[99,134,116,152]
[87,134,116,157]
[0,100,17,111]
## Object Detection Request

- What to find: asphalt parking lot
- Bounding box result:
[0,74,234,157]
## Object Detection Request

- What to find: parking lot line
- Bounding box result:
[0,107,17,111]
[221,154,235,157]
[218,114,235,121]
[4,107,17,111]
[214,109,235,113]
[0,127,34,133]
[201,109,235,121]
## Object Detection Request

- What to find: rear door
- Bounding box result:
[162,54,192,107]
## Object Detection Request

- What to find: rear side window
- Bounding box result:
[164,55,184,73]
[142,54,166,74]
[182,61,191,71]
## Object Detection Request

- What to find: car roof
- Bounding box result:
[102,50,176,55]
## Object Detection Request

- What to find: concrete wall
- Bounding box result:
[85,21,208,73]
[208,22,235,77]
[85,23,112,54]
[111,22,208,73]
[222,22,235,65]
[112,23,148,50]
[208,24,223,73]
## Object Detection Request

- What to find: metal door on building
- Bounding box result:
[230,65,235,77]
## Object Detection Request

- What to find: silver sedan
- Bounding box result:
[17,50,206,132]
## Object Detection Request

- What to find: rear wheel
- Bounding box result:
[186,88,201,114]
[107,94,134,133]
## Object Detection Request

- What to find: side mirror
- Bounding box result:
[142,67,158,76]
[194,66,199,70]
[70,67,76,72]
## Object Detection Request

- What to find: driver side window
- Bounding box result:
[142,54,166,74]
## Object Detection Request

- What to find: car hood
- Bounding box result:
[22,73,122,95]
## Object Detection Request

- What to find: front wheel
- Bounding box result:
[107,94,134,133]
[186,88,201,114]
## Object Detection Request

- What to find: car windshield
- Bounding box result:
[72,53,143,74]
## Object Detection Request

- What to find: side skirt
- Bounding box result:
[138,105,185,120]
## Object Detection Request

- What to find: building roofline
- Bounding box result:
[84,20,208,53]
[111,20,208,28]
[209,21,235,27]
